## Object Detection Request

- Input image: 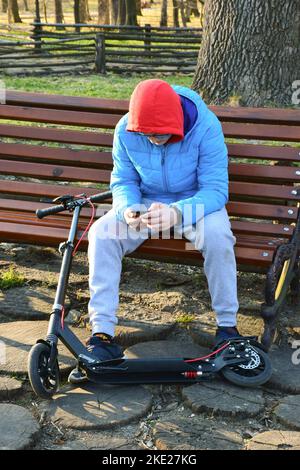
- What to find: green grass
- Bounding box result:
[0,267,25,290]
[176,313,196,324]
[0,73,193,100]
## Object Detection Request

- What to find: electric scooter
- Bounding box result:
[27,192,272,399]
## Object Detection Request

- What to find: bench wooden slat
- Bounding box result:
[6,91,300,126]
[0,220,275,266]
[0,124,114,147]
[229,181,300,202]
[0,191,297,222]
[0,210,285,248]
[227,143,300,163]
[0,200,294,240]
[229,162,300,183]
[6,90,129,114]
[0,180,103,199]
[1,159,111,183]
[0,142,112,169]
[0,105,120,129]
[222,122,300,142]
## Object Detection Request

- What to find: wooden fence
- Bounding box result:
[0,23,202,75]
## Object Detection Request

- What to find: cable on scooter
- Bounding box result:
[184,342,230,363]
[60,194,96,329]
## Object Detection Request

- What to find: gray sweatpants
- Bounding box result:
[88,199,239,336]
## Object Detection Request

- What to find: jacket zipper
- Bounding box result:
[161,147,168,192]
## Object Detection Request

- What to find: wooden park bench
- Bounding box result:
[0,90,300,348]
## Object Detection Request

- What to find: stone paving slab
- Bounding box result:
[115,320,175,347]
[267,346,300,394]
[0,320,175,377]
[182,381,265,417]
[0,321,87,376]
[0,376,23,400]
[273,395,300,430]
[246,430,300,450]
[40,383,152,430]
[0,286,71,320]
[0,404,40,450]
[45,436,140,450]
[154,416,243,450]
[125,340,209,359]
[188,311,264,348]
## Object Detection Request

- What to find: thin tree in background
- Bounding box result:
[98,0,109,24]
[8,0,22,23]
[2,0,8,12]
[109,0,118,24]
[192,0,300,106]
[136,0,142,16]
[117,0,126,25]
[80,0,90,22]
[160,0,168,27]
[55,0,64,23]
[23,0,28,11]
[179,0,187,26]
[125,0,137,25]
[173,0,179,27]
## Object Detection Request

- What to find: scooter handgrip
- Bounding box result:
[36,204,65,219]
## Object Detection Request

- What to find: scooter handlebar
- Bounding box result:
[36,204,66,219]
[35,191,112,219]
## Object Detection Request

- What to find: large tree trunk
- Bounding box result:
[8,0,22,23]
[192,0,300,107]
[125,0,137,25]
[79,0,89,23]
[98,0,109,23]
[160,0,168,27]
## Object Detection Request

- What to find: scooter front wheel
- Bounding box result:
[221,344,272,387]
[28,342,59,399]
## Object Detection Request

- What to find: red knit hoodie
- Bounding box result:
[126,79,184,143]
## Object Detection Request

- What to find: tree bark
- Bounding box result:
[136,0,142,16]
[79,0,89,23]
[2,0,8,12]
[192,0,300,106]
[109,0,118,24]
[173,0,179,27]
[98,0,109,23]
[8,0,22,23]
[125,0,138,25]
[54,0,64,23]
[23,0,28,10]
[117,0,126,25]
[160,0,168,27]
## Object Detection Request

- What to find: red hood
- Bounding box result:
[126,79,184,143]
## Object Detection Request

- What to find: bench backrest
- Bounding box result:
[0,91,300,266]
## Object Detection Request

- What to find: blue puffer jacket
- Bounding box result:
[110,84,228,226]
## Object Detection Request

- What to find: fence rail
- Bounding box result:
[0,23,202,75]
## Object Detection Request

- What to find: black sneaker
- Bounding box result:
[214,326,241,348]
[68,333,124,385]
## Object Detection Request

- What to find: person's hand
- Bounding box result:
[140,202,180,232]
[124,207,143,230]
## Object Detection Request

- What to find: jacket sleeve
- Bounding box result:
[170,116,228,226]
[110,128,142,222]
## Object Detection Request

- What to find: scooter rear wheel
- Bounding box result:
[221,344,272,387]
[28,343,59,399]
